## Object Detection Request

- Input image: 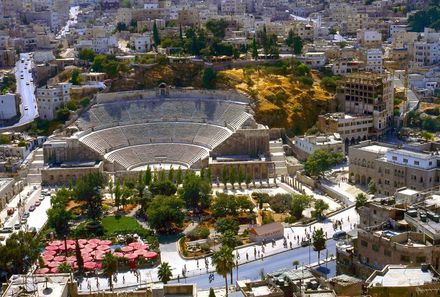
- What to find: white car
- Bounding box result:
[24,106,28,111]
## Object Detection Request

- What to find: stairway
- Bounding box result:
[269,139,288,176]
[27,148,44,184]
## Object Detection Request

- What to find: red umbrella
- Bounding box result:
[59,245,75,251]
[113,252,124,257]
[35,268,50,274]
[78,239,88,245]
[85,243,97,250]
[81,247,94,253]
[144,251,158,259]
[88,239,101,245]
[99,240,112,245]
[66,240,75,245]
[50,267,59,273]
[95,254,104,261]
[47,261,59,268]
[67,256,77,262]
[97,245,109,251]
[45,245,59,251]
[84,262,96,270]
[48,240,63,246]
[121,246,134,253]
[54,256,66,262]
[82,256,93,262]
[129,242,148,250]
[95,263,102,269]
[42,250,56,256]
[125,253,137,260]
[42,254,54,261]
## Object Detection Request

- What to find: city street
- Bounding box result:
[0,53,38,132]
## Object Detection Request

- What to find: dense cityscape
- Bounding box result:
[0,0,440,296]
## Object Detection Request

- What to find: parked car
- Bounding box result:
[0,227,13,233]
[20,218,27,225]
[332,231,347,240]
[28,205,36,212]
[7,208,14,216]
[39,196,45,201]
[301,239,310,247]
[14,223,21,230]
[34,201,41,207]
[23,212,30,218]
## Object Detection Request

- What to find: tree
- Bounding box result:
[149,180,177,196]
[56,107,70,122]
[47,207,72,237]
[221,166,229,188]
[303,150,344,177]
[145,166,152,185]
[176,167,183,185]
[212,246,235,297]
[368,180,376,194]
[355,193,368,209]
[147,195,185,233]
[73,173,106,222]
[236,195,254,213]
[153,21,160,47]
[158,262,172,284]
[75,239,84,273]
[212,194,238,217]
[168,167,175,182]
[180,173,211,211]
[292,260,300,269]
[312,199,329,220]
[229,166,237,189]
[70,69,81,85]
[221,230,240,248]
[102,252,118,291]
[209,288,216,297]
[202,68,217,89]
[0,231,39,275]
[285,30,303,55]
[58,262,72,273]
[312,228,326,266]
[205,19,228,39]
[114,180,122,209]
[252,36,258,60]
[238,166,245,188]
[408,6,440,32]
[78,48,96,62]
[215,217,239,234]
[291,194,311,220]
[138,188,152,214]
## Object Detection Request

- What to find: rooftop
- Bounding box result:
[359,144,393,154]
[1,274,70,297]
[367,265,439,288]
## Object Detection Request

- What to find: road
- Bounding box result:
[56,6,80,40]
[0,53,38,132]
[168,241,337,290]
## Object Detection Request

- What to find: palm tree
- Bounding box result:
[102,252,118,291]
[212,246,235,297]
[292,260,300,269]
[158,262,172,284]
[58,262,72,273]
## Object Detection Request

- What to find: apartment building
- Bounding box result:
[349,141,440,195]
[357,29,382,48]
[329,58,364,76]
[221,0,246,15]
[130,33,152,52]
[292,134,344,161]
[364,48,383,73]
[0,94,17,120]
[36,83,72,120]
[413,41,440,67]
[317,113,373,144]
[336,72,394,137]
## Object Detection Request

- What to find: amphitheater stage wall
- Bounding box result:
[43,138,102,164]
[96,89,250,104]
[41,161,104,186]
[211,129,270,157]
[209,159,274,180]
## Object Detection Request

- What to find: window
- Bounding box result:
[372,244,379,252]
[403,158,408,163]
[361,240,368,248]
[414,161,420,166]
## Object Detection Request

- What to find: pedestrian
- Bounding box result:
[123,276,125,284]
[177,275,180,283]
[197,260,199,268]
[246,252,249,261]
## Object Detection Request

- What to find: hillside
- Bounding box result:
[217,63,336,135]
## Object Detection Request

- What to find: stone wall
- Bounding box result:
[211,129,270,157]
[41,162,104,186]
[43,138,102,164]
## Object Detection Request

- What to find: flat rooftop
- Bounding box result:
[2,274,70,297]
[359,144,393,154]
[368,266,437,287]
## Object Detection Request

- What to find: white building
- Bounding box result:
[293,133,344,160]
[386,149,440,170]
[357,29,382,47]
[36,83,71,120]
[301,52,326,68]
[221,0,246,15]
[365,48,383,73]
[130,33,152,53]
[0,93,17,120]
[413,41,440,67]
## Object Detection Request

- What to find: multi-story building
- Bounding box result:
[357,29,382,48]
[0,93,17,120]
[337,192,440,279]
[130,33,152,52]
[36,83,72,120]
[336,72,394,137]
[221,0,246,15]
[349,141,440,195]
[292,134,344,161]
[364,48,383,73]
[329,58,364,76]
[317,113,373,144]
[413,41,440,67]
[177,9,200,27]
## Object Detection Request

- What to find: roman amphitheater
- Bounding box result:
[41,87,283,184]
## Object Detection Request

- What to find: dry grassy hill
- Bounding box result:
[217,64,336,135]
